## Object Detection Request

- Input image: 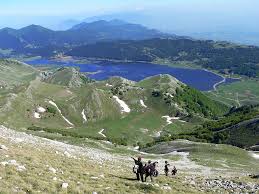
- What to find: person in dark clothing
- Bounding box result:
[144,160,159,182]
[145,160,153,182]
[151,161,159,177]
[172,166,177,176]
[164,161,170,176]
[132,157,144,182]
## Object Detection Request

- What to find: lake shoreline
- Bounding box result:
[26,58,239,92]
[203,69,241,91]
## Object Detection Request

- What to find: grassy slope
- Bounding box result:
[1,128,258,194]
[0,59,37,87]
[0,60,258,193]
[216,116,259,148]
[2,60,257,149]
[206,79,259,107]
[0,137,198,194]
[1,64,227,146]
[143,140,259,173]
[43,67,90,87]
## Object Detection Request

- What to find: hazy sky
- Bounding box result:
[0,0,258,33]
[0,0,171,16]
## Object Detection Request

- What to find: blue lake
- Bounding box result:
[26,59,238,91]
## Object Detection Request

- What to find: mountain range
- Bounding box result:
[79,12,259,46]
[0,59,258,150]
[1,20,259,79]
[0,20,169,52]
[1,10,259,193]
[0,20,258,146]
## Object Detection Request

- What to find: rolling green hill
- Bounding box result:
[209,105,259,149]
[42,67,92,87]
[206,79,259,106]
[0,59,37,86]
[0,60,229,146]
[150,105,259,149]
[0,59,257,149]
[0,60,258,193]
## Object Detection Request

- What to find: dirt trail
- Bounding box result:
[48,100,74,127]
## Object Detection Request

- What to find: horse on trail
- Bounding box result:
[143,161,159,182]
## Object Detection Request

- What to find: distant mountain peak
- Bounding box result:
[70,19,133,30]
[0,27,16,33]
[108,19,128,25]
[19,24,53,32]
[0,20,170,52]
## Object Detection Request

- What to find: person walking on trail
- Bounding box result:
[145,160,153,182]
[164,161,170,176]
[172,166,177,176]
[132,156,144,182]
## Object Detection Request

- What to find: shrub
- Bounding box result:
[47,106,57,114]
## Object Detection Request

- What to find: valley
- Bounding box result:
[0,54,258,194]
[25,58,238,91]
[207,79,259,107]
[0,18,259,193]
[0,58,258,150]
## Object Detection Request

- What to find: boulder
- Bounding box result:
[61,183,69,189]
[0,145,8,150]
[49,167,57,174]
[161,185,172,190]
[8,160,17,165]
[37,107,46,113]
[17,165,26,172]
[190,180,196,185]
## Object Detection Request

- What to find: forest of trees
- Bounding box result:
[68,38,259,77]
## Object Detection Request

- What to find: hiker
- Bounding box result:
[172,166,177,176]
[144,160,158,182]
[152,161,159,177]
[132,157,144,182]
[164,161,170,176]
